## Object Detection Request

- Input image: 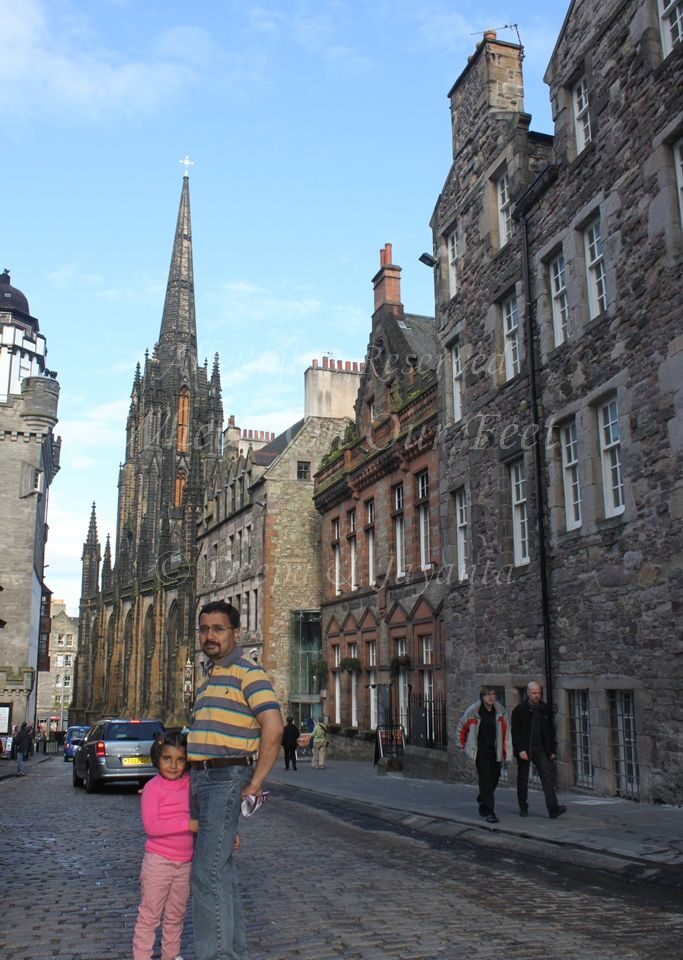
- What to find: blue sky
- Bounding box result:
[2,0,569,615]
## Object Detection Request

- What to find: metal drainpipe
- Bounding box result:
[517,210,554,708]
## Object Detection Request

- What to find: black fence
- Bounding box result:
[404,694,447,751]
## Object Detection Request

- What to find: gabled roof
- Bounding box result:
[253,417,306,466]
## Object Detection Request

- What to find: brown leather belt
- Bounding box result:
[189,756,254,769]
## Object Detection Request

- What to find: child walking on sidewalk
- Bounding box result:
[132,732,197,960]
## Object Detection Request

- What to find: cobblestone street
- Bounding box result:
[1,758,682,960]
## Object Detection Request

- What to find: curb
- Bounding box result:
[275,780,683,893]
[0,754,53,783]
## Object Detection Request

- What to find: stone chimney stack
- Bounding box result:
[372,243,402,314]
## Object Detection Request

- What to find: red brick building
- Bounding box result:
[314,246,446,753]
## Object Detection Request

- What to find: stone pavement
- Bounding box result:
[267,757,683,890]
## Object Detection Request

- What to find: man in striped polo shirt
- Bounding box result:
[188,599,283,960]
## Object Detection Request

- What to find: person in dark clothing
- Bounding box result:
[457,687,512,824]
[14,722,30,776]
[511,681,567,819]
[281,716,300,771]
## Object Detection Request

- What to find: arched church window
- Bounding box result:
[177,389,190,453]
[174,471,186,507]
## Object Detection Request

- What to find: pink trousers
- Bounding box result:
[132,851,191,960]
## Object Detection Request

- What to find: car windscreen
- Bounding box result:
[104,722,163,741]
[67,728,89,739]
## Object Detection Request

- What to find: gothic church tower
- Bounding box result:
[74,173,222,725]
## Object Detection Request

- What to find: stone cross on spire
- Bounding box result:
[179,154,194,177]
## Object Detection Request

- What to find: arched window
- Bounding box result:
[177,389,189,453]
[174,471,186,507]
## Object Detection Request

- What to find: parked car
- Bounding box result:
[63,725,90,762]
[72,719,164,793]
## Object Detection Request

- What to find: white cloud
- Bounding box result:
[0,0,208,122]
[206,279,322,330]
[58,398,128,468]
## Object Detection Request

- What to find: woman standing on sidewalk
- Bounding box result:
[311,718,328,770]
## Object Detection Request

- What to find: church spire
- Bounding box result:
[81,502,101,600]
[86,501,98,544]
[158,174,197,367]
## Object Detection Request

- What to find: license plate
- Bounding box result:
[122,756,149,766]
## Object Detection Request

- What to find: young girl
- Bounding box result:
[132,732,197,960]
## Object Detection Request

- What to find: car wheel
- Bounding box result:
[72,764,83,788]
[85,764,99,794]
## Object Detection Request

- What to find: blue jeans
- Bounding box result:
[190,766,252,960]
[16,749,25,774]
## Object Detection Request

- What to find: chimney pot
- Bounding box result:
[312,358,318,368]
[352,361,358,372]
[345,360,350,371]
[322,356,328,369]
[484,29,497,40]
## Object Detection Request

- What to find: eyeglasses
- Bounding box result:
[197,624,230,636]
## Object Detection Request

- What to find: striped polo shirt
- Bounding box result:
[187,645,280,760]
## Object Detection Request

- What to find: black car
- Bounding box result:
[72,719,164,793]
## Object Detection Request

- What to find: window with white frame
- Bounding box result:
[455,487,470,581]
[393,493,405,578]
[369,669,378,728]
[497,171,512,246]
[560,419,582,531]
[56,655,65,667]
[368,640,377,666]
[350,534,358,590]
[584,217,607,318]
[598,398,625,517]
[447,226,458,296]
[502,294,521,380]
[569,689,594,789]
[334,647,341,724]
[349,642,359,726]
[510,459,530,566]
[334,543,341,595]
[348,509,356,534]
[451,342,463,421]
[675,138,683,230]
[573,76,591,153]
[57,636,65,647]
[659,0,683,56]
[416,471,431,569]
[365,499,375,585]
[63,674,71,687]
[421,635,433,665]
[549,253,569,346]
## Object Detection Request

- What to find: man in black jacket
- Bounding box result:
[511,681,566,819]
[281,716,300,771]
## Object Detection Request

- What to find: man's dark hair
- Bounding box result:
[151,730,188,769]
[480,685,496,699]
[199,599,240,629]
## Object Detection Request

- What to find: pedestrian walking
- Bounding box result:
[132,731,197,960]
[187,599,282,960]
[14,722,30,776]
[457,686,511,823]
[511,681,567,819]
[311,717,328,769]
[282,716,300,771]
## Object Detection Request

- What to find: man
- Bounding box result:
[457,686,511,824]
[187,600,283,960]
[14,722,30,776]
[281,716,300,771]
[511,680,567,820]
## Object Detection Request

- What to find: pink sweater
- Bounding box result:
[140,773,194,863]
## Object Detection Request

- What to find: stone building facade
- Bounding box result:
[197,359,361,725]
[35,599,79,732]
[430,3,682,801]
[72,174,223,728]
[314,246,446,749]
[0,270,61,734]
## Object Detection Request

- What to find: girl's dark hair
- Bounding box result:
[151,730,188,769]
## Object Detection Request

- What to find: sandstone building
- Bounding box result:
[72,174,223,727]
[36,599,79,732]
[314,246,446,753]
[0,270,61,735]
[196,358,361,725]
[430,2,682,801]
